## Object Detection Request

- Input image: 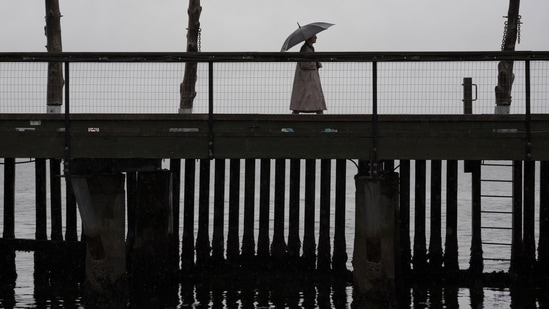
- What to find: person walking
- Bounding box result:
[289,34,327,114]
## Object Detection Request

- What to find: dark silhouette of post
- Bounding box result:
[495,0,520,114]
[180,0,202,113]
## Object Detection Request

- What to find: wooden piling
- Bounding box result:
[413,160,427,272]
[34,158,49,287]
[181,159,196,272]
[271,159,287,261]
[353,172,399,303]
[2,158,15,239]
[257,159,271,260]
[332,159,348,271]
[539,161,549,275]
[227,159,241,266]
[1,158,16,284]
[80,173,126,297]
[212,159,226,264]
[241,159,256,262]
[510,160,523,273]
[132,170,176,306]
[65,175,78,242]
[445,160,459,273]
[399,160,411,275]
[470,160,483,274]
[49,159,63,241]
[288,159,301,265]
[35,158,48,241]
[302,159,317,270]
[170,159,181,266]
[523,160,536,273]
[196,159,211,269]
[429,160,443,270]
[318,159,332,271]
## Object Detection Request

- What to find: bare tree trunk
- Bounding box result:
[495,0,520,114]
[45,0,64,113]
[179,0,202,114]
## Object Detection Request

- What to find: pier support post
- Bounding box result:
[1,158,16,285]
[353,172,399,305]
[71,173,126,302]
[130,170,177,307]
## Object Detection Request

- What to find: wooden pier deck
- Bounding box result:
[1,113,548,160]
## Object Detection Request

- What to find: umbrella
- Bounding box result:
[280,22,334,52]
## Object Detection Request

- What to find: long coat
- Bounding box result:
[289,43,327,113]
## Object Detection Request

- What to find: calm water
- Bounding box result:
[0,159,543,307]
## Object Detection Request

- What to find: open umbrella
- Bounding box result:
[280,22,334,52]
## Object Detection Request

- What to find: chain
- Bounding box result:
[198,28,202,52]
[501,15,522,50]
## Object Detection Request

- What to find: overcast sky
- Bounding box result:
[2,0,548,52]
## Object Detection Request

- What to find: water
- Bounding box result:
[0,159,543,307]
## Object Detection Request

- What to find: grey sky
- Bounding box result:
[2,0,548,52]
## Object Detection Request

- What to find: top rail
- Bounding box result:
[1,51,549,63]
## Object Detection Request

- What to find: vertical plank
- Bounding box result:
[211,159,226,263]
[195,159,211,269]
[429,160,442,270]
[412,160,427,272]
[302,159,316,269]
[257,159,271,259]
[242,159,256,262]
[50,159,63,241]
[470,160,483,274]
[399,160,411,275]
[271,159,287,261]
[332,159,348,271]
[227,159,241,266]
[444,160,459,272]
[317,159,331,271]
[181,159,196,272]
[288,159,301,264]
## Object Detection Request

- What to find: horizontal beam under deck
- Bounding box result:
[0,114,547,160]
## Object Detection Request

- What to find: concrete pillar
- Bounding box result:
[71,174,126,296]
[353,172,399,305]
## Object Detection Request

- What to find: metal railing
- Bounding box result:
[1,51,548,115]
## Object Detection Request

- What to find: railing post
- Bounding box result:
[463,77,474,114]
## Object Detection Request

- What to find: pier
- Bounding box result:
[1,51,549,306]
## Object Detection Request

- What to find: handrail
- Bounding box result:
[1,51,549,63]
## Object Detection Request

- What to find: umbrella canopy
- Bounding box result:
[280,22,334,52]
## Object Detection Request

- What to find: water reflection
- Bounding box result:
[2,274,548,307]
